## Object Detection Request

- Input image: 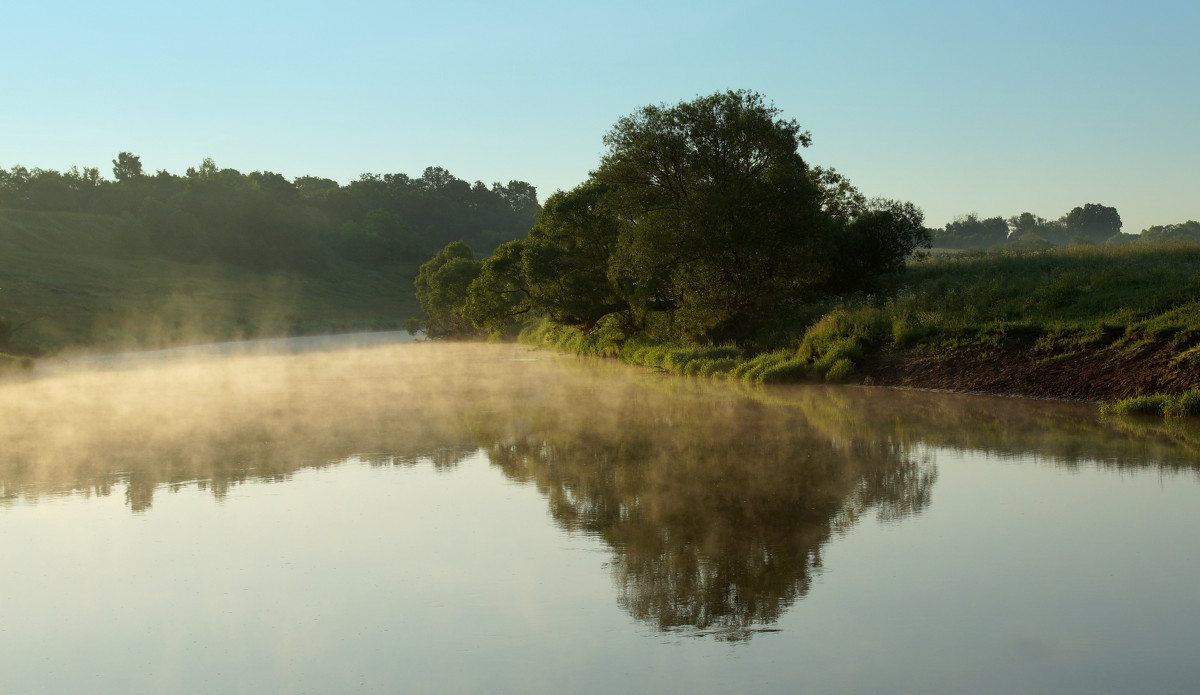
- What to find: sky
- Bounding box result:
[3,0,1198,234]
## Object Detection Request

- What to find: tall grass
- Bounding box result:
[1101,390,1200,418]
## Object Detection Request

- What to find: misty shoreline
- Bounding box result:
[34,330,419,374]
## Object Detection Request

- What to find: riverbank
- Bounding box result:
[521,322,1199,404]
[858,335,1197,403]
[517,243,1200,411]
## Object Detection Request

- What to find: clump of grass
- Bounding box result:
[890,315,926,349]
[824,357,855,382]
[757,357,810,383]
[1164,389,1200,418]
[519,317,624,357]
[1101,395,1170,417]
[1102,390,1200,418]
[730,349,792,382]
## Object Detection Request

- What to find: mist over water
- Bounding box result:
[2,339,1199,693]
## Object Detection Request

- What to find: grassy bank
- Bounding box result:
[0,208,418,355]
[519,243,1200,407]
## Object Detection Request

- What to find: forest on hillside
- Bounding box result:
[0,156,540,273]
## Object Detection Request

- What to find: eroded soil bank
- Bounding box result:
[859,337,1198,402]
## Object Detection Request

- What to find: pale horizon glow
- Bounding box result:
[3,0,1197,234]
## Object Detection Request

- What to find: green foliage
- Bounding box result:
[1102,391,1200,419]
[796,306,885,363]
[463,239,530,336]
[833,198,930,288]
[933,213,1009,249]
[594,89,829,343]
[757,357,811,383]
[1140,221,1200,244]
[413,241,483,338]
[0,207,421,351]
[111,152,144,182]
[934,205,1127,251]
[518,316,624,357]
[823,358,855,383]
[417,90,927,350]
[1164,390,1200,418]
[2,155,540,276]
[809,166,867,222]
[520,183,625,329]
[1064,203,1122,244]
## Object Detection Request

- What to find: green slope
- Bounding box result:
[0,208,418,354]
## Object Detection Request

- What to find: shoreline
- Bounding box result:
[855,336,1197,404]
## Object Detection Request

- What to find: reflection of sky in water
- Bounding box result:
[1,341,1199,694]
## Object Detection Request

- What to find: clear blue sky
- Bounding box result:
[3,0,1197,234]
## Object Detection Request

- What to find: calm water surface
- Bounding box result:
[2,340,1199,694]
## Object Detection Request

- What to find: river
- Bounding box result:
[1,338,1198,694]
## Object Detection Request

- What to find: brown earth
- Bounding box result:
[858,337,1200,403]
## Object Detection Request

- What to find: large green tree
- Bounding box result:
[520,182,626,329]
[1064,203,1121,244]
[834,198,928,285]
[592,89,829,342]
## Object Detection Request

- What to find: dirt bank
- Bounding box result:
[859,337,1199,403]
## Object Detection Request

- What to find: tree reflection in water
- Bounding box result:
[480,376,936,640]
[2,343,1197,637]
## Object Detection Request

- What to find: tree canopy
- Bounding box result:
[420,90,930,345]
[0,156,540,274]
[1064,203,1122,244]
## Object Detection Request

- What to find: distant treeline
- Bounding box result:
[0,155,540,272]
[932,204,1200,250]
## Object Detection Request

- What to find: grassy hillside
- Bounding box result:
[881,244,1200,339]
[0,208,418,354]
[520,243,1200,402]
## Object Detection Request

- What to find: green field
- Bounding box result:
[0,208,418,355]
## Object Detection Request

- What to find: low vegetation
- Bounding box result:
[513,242,1200,416]
[1101,390,1200,418]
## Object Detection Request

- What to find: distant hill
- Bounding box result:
[0,159,540,354]
[0,208,417,354]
